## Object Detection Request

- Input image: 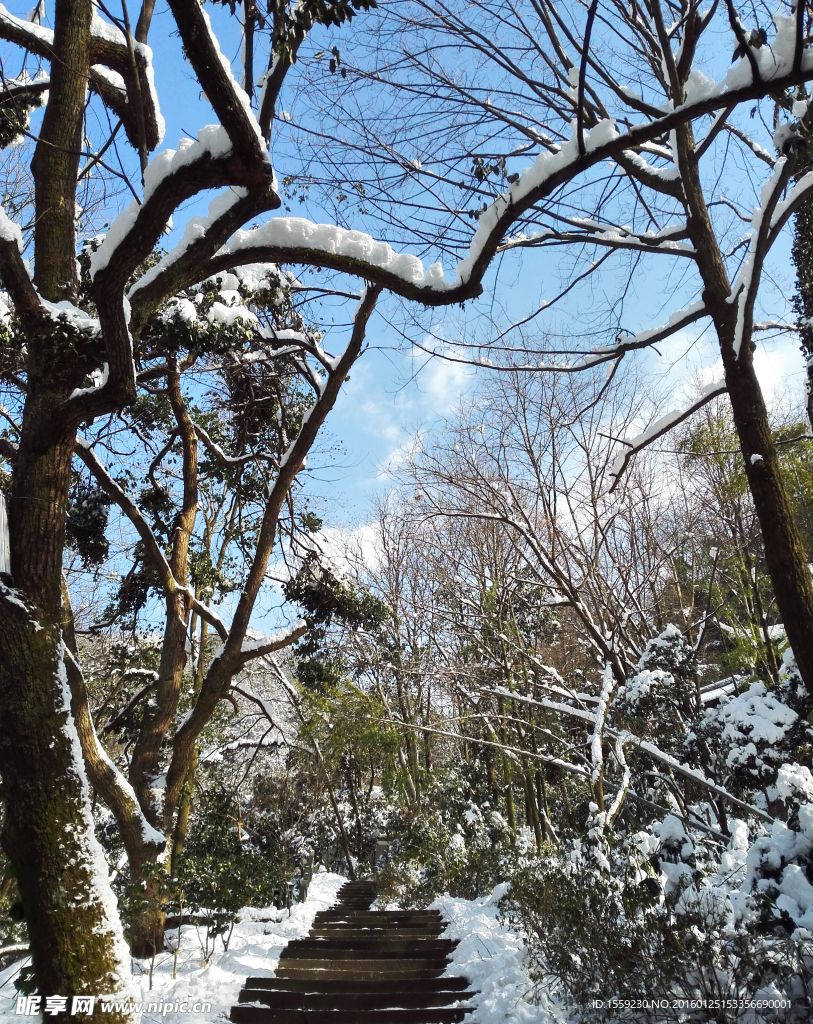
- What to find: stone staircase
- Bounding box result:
[230,879,476,1024]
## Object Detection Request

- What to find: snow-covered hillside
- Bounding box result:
[0,875,554,1024]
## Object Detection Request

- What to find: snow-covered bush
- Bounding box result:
[612,626,700,755]
[376,768,517,906]
[498,647,813,1022]
[508,806,813,1022]
[687,650,813,803]
[733,764,813,937]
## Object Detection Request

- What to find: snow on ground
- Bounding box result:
[0,872,345,1024]
[432,883,574,1024]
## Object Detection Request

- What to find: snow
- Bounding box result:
[91,65,126,94]
[207,301,257,326]
[728,158,790,358]
[683,68,716,105]
[456,119,620,286]
[610,377,725,479]
[734,783,813,935]
[69,670,165,849]
[90,12,127,47]
[69,362,108,401]
[143,128,232,203]
[0,872,346,1023]
[204,18,813,299]
[93,146,248,281]
[0,2,52,46]
[0,207,23,252]
[618,147,679,184]
[672,15,813,109]
[614,299,707,350]
[40,298,99,335]
[431,884,573,1024]
[590,664,614,782]
[127,187,249,294]
[218,217,449,290]
[87,13,165,145]
[708,681,798,771]
[616,667,668,708]
[162,297,197,324]
[89,201,140,278]
[769,167,813,230]
[773,763,813,805]
[199,7,265,149]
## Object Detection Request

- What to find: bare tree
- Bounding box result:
[278,0,813,685]
[402,368,680,683]
[5,0,813,1008]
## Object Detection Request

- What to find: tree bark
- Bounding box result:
[792,192,813,430]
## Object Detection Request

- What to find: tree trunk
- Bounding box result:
[675,123,813,691]
[170,616,208,874]
[0,0,138,1010]
[0,410,135,1019]
[126,363,198,956]
[721,351,813,686]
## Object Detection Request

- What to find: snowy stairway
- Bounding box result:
[230,879,476,1024]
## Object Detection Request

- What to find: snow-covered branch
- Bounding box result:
[62,646,166,854]
[489,687,773,823]
[499,222,696,258]
[235,623,309,669]
[0,4,164,151]
[730,157,795,359]
[165,0,267,169]
[159,36,813,309]
[608,380,728,491]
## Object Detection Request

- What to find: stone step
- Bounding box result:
[230,881,474,1024]
[282,950,450,958]
[242,978,471,995]
[238,989,476,1010]
[312,921,443,929]
[284,939,455,956]
[311,917,440,925]
[274,965,449,982]
[279,953,451,967]
[308,930,444,940]
[313,919,443,928]
[231,1007,471,1024]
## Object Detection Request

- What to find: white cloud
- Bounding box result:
[653,326,805,408]
[318,522,382,573]
[412,344,476,413]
